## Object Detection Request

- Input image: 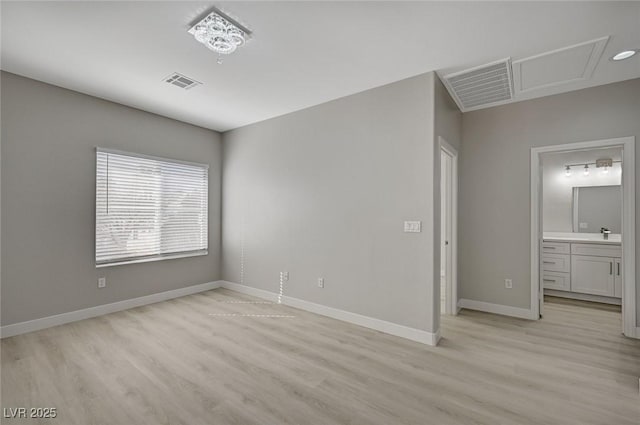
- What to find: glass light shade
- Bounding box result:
[207,18,227,37]
[211,37,236,54]
[194,27,208,43]
[583,165,590,176]
[227,28,245,46]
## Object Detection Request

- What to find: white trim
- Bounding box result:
[458,298,535,320]
[96,250,208,268]
[0,281,222,338]
[221,281,280,303]
[439,137,459,317]
[221,281,440,346]
[530,136,636,339]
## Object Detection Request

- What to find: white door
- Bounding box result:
[440,138,458,316]
[571,255,615,296]
[440,150,450,314]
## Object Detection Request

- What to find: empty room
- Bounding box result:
[1,1,639,424]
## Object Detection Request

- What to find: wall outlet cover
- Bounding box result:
[98,277,106,288]
[505,279,513,289]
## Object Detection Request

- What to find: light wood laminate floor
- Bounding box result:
[2,290,639,425]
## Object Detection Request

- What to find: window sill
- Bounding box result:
[96,250,208,268]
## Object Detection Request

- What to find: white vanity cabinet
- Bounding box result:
[541,236,621,302]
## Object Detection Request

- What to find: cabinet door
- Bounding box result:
[614,259,622,298]
[571,255,615,296]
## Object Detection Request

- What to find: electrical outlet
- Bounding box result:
[505,279,513,289]
[317,278,324,288]
[98,277,106,288]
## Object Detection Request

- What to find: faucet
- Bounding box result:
[600,227,611,240]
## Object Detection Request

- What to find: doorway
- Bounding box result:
[440,137,458,316]
[530,137,636,338]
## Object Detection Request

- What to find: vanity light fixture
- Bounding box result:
[188,9,251,64]
[564,158,619,177]
[611,50,637,61]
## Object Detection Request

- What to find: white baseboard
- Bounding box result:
[458,298,535,320]
[2,280,443,346]
[220,281,440,346]
[221,281,280,303]
[1,281,222,338]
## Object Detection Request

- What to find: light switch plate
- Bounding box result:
[404,221,422,233]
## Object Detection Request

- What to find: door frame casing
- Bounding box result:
[530,136,636,338]
[439,137,459,316]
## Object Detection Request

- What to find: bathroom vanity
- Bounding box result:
[542,232,622,304]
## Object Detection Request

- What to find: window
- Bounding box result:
[96,148,208,267]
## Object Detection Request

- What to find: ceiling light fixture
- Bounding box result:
[583,164,590,176]
[611,50,637,61]
[188,10,250,64]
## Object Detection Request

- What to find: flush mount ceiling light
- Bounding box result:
[611,50,637,61]
[188,10,251,64]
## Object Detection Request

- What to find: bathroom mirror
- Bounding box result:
[572,185,621,233]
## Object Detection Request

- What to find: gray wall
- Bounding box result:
[222,73,439,333]
[541,148,621,232]
[433,75,462,329]
[1,72,222,326]
[459,78,640,325]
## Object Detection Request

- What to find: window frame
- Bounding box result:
[95,147,209,268]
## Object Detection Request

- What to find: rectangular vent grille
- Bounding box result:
[442,59,513,112]
[164,73,201,90]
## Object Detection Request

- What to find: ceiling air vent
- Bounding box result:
[164,73,202,90]
[442,58,513,112]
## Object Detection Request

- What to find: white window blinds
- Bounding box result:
[96,148,208,267]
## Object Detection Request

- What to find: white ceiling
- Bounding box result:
[2,1,639,132]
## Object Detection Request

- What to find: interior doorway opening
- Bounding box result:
[531,137,636,338]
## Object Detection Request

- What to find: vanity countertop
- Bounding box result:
[543,232,621,245]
